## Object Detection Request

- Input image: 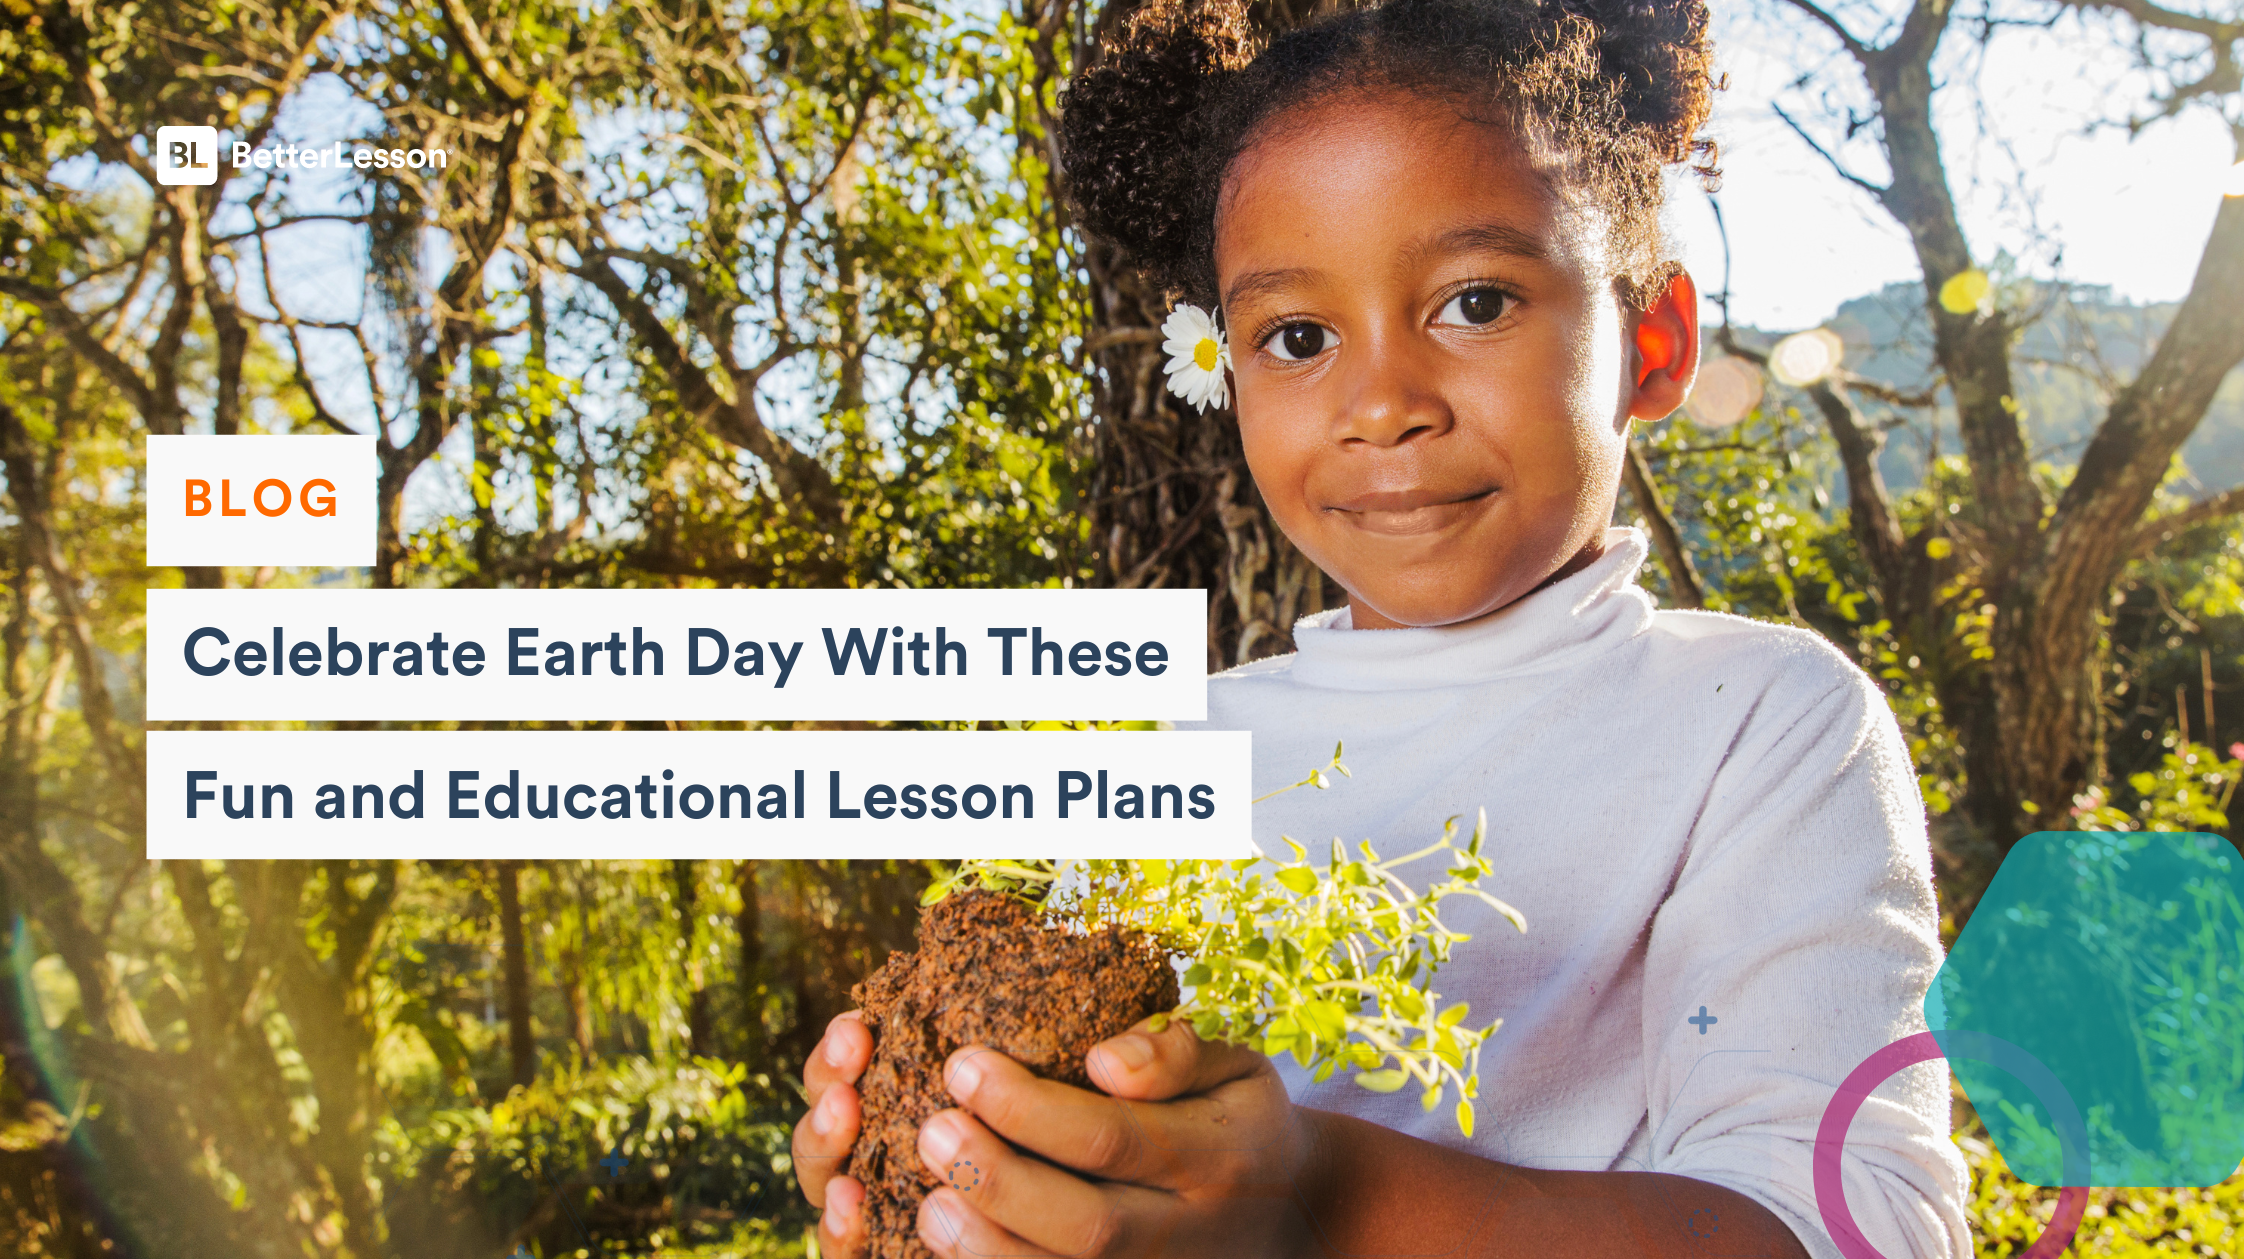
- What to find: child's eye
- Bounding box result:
[1436,287,1510,327]
[1266,323,1331,361]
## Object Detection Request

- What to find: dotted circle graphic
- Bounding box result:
[947,1158,982,1192]
[1815,1031,2088,1259]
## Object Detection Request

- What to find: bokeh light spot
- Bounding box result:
[1683,356,1764,428]
[1768,328,1844,387]
[1938,268,1991,314]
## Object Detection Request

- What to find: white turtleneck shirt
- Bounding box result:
[1184,528,1971,1259]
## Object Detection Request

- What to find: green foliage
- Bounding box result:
[381,1056,804,1256]
[923,746,1525,1136]
[2074,742,2240,834]
[1634,400,1854,624]
[1958,1133,2243,1257]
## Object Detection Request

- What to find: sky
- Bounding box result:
[1670,3,2240,331]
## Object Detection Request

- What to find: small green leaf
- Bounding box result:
[1354,1069,1407,1093]
[1456,1101,1475,1137]
[1438,1002,1471,1027]
[1276,867,1318,896]
[1421,1086,1440,1112]
[1182,962,1212,986]
[1300,999,1347,1042]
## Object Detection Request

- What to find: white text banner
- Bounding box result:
[146,730,1253,859]
[147,588,1207,721]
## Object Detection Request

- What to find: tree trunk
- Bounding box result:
[672,860,712,1058]
[496,861,536,1091]
[1076,0,1355,669]
[561,950,594,1062]
[1780,0,2244,882]
[735,860,765,1061]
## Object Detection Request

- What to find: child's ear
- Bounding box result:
[1628,271,1701,422]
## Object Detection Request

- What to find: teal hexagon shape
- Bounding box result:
[1927,830,2244,1186]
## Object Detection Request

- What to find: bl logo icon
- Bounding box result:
[155,126,220,186]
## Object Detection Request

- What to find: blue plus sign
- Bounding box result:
[1689,1006,1718,1035]
[599,1151,627,1178]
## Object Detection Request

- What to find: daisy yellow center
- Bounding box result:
[1194,338,1220,371]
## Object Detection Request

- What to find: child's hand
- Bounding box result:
[915,1017,1316,1259]
[791,1011,874,1257]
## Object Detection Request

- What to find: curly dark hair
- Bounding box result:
[1061,0,1720,310]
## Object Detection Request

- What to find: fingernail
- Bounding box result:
[920,1192,957,1250]
[823,1196,851,1237]
[919,1110,965,1164]
[823,1031,851,1068]
[810,1091,837,1137]
[946,1055,982,1103]
[1106,1033,1155,1071]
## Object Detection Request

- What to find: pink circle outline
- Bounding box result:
[1814,1031,2088,1259]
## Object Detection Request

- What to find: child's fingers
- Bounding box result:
[817,1174,870,1259]
[917,1186,1063,1259]
[1087,1016,1272,1101]
[917,1107,1166,1258]
[805,1011,872,1101]
[942,1044,1274,1189]
[791,1076,862,1206]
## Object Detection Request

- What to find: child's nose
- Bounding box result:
[1334,339,1454,447]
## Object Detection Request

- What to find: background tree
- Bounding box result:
[1757,0,2244,867]
[1071,0,1363,669]
[1,0,1077,1254]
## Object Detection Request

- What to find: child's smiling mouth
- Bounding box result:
[1322,486,1500,536]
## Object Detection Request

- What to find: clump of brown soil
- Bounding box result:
[847,889,1178,1259]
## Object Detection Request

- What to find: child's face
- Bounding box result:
[1214,91,1697,630]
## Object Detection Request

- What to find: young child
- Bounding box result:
[795,1,1971,1256]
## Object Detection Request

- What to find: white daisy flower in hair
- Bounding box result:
[1161,303,1231,413]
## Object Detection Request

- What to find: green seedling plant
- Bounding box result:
[920,744,1526,1136]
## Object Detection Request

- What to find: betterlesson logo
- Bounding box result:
[151,127,450,184]
[154,126,219,186]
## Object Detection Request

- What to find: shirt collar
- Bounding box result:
[1282,527,1657,691]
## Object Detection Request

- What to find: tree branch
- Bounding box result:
[2054,193,2244,568]
[1771,103,1891,201]
[575,255,841,534]
[1622,441,1707,609]
[0,399,145,805]
[1777,0,1873,59]
[2130,486,2244,559]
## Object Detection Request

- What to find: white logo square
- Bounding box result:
[155,126,220,185]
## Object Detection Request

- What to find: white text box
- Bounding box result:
[146,730,1253,859]
[147,435,376,566]
[147,588,1207,721]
